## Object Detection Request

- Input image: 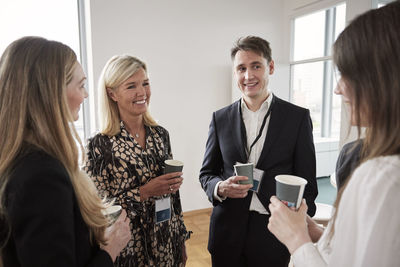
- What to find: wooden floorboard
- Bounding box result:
[183,208,293,267]
[184,208,212,267]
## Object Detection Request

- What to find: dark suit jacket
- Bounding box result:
[199,96,318,252]
[335,139,363,190]
[2,149,113,267]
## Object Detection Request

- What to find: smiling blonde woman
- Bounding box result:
[84,55,190,267]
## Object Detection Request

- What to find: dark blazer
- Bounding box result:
[2,149,113,267]
[199,96,318,252]
[335,139,363,190]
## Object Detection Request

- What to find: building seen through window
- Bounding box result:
[290,3,346,139]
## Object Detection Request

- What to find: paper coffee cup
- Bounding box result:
[103,205,122,225]
[234,162,254,185]
[164,159,184,174]
[275,175,307,209]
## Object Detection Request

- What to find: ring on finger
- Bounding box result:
[169,185,173,191]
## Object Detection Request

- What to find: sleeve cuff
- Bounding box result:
[213,181,227,202]
[292,242,327,267]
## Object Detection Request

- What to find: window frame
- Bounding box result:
[77,0,91,141]
[289,2,345,139]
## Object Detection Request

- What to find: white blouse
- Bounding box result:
[292,155,400,267]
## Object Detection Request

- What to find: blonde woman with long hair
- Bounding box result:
[268,1,400,267]
[0,37,130,266]
[84,55,190,266]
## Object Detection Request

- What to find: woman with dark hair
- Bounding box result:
[0,37,130,266]
[267,2,400,266]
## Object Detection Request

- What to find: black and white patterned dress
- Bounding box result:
[84,121,189,267]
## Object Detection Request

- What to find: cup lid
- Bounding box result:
[103,205,122,216]
[165,159,184,166]
[234,162,254,167]
[275,174,308,186]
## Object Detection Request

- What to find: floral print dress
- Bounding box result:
[84,122,189,267]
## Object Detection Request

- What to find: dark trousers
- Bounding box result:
[211,211,290,267]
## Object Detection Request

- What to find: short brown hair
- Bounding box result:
[231,36,272,62]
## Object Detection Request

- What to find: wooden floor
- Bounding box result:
[183,208,212,267]
[183,208,293,267]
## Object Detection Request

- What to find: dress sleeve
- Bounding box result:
[84,135,112,199]
[294,158,400,267]
[6,160,113,267]
[328,158,400,267]
[173,190,190,241]
[162,128,190,241]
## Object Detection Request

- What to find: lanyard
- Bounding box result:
[239,96,275,159]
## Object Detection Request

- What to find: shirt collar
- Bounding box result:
[241,92,273,114]
[119,121,129,137]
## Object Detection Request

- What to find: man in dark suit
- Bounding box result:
[199,36,318,267]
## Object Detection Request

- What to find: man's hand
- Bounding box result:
[217,176,253,198]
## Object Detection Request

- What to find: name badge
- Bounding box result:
[251,168,264,192]
[155,197,171,224]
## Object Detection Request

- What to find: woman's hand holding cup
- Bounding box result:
[140,172,183,201]
[102,209,131,262]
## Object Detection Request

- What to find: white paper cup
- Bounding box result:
[234,163,254,185]
[103,205,122,224]
[164,159,184,174]
[275,175,307,209]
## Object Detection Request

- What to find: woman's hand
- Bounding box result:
[139,172,183,201]
[268,196,311,254]
[101,209,131,262]
[306,215,325,243]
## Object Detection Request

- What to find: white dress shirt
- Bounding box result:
[214,93,273,215]
[292,154,400,267]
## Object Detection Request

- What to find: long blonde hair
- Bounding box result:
[0,37,108,248]
[98,55,157,136]
[330,1,400,237]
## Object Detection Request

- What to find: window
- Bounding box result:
[375,0,394,8]
[0,0,87,142]
[290,3,346,139]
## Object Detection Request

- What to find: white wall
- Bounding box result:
[86,0,285,212]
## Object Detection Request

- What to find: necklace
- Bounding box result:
[127,124,144,139]
[134,125,144,138]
